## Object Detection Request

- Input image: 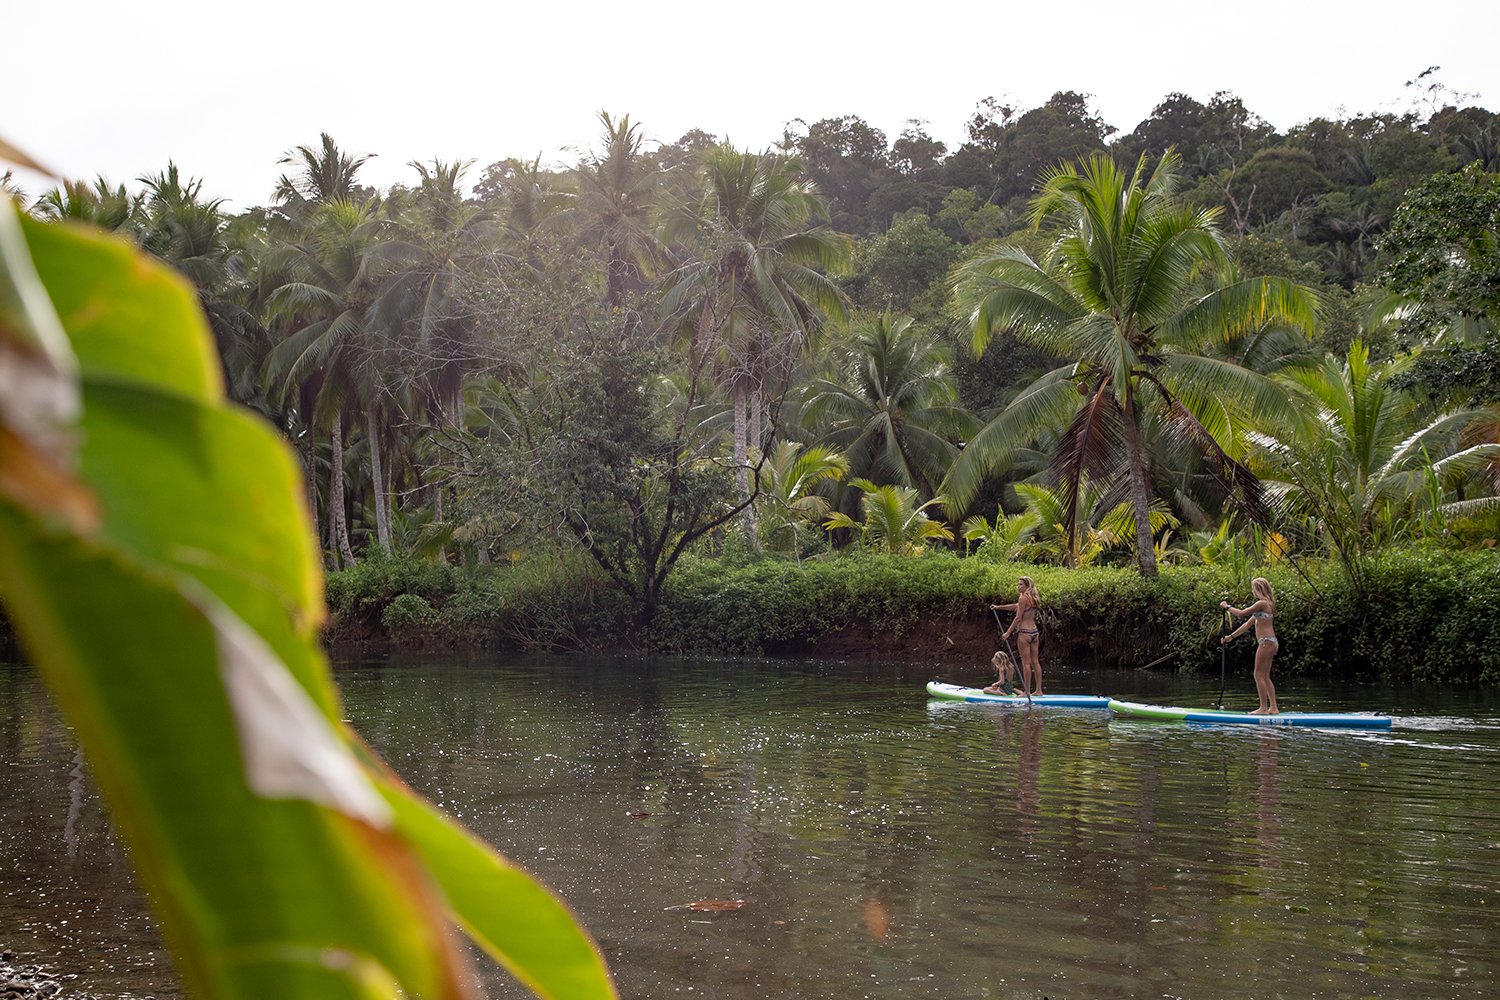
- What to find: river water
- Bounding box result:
[2,654,1498,999]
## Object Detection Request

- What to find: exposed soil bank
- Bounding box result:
[320,550,1500,684]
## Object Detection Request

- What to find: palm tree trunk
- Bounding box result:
[749,389,762,456]
[326,455,341,572]
[607,241,626,313]
[1120,386,1159,577]
[433,479,448,565]
[367,403,391,553]
[382,437,395,549]
[733,382,758,551]
[330,415,356,568]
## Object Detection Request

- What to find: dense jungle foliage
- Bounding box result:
[9,81,1500,679]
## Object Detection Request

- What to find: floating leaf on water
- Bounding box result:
[628,812,651,818]
[664,899,744,911]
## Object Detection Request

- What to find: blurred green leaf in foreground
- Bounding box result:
[0,140,615,1000]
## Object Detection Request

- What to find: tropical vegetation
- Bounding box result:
[6,82,1500,674]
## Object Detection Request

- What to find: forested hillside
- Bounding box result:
[8,85,1500,665]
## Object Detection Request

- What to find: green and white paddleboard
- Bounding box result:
[1108,699,1392,729]
[926,681,1110,708]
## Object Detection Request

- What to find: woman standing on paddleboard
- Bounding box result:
[1221,577,1279,715]
[992,577,1043,695]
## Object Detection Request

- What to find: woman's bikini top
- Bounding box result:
[1251,610,1272,619]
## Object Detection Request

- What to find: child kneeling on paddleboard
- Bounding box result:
[983,650,1021,695]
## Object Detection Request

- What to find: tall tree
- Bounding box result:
[366,158,499,549]
[779,115,891,231]
[951,152,1319,575]
[661,144,852,546]
[946,92,1115,207]
[274,132,375,211]
[136,164,271,408]
[266,136,378,562]
[573,111,660,318]
[264,198,388,563]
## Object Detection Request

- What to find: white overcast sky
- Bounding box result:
[4,0,1496,210]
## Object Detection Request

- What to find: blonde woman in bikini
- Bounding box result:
[992,576,1043,695]
[1221,577,1279,715]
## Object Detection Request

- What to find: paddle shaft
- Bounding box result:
[992,606,1032,703]
[1217,603,1229,708]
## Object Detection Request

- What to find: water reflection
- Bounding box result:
[0,666,176,998]
[984,710,1045,834]
[1255,731,1281,869]
[65,749,86,859]
[2,655,1499,999]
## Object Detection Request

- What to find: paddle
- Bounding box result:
[1216,595,1229,709]
[991,605,1032,704]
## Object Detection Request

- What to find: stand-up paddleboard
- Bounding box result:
[1108,699,1392,729]
[927,681,1110,708]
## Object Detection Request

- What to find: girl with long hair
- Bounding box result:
[1222,577,1279,715]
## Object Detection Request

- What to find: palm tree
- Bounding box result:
[31,176,140,230]
[757,441,849,560]
[274,133,375,212]
[1011,481,1179,567]
[495,154,575,241]
[1011,482,1103,566]
[801,313,976,500]
[263,198,388,564]
[961,506,1040,562]
[661,143,852,545]
[265,136,380,563]
[823,478,954,555]
[574,112,660,316]
[951,152,1319,576]
[1247,341,1499,582]
[362,158,501,552]
[1453,120,1500,171]
[136,164,271,408]
[1,171,25,203]
[369,159,495,411]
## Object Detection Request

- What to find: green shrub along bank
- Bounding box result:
[654,555,1273,671]
[322,547,1500,684]
[324,549,630,652]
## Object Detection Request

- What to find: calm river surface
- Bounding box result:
[2,654,1498,999]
